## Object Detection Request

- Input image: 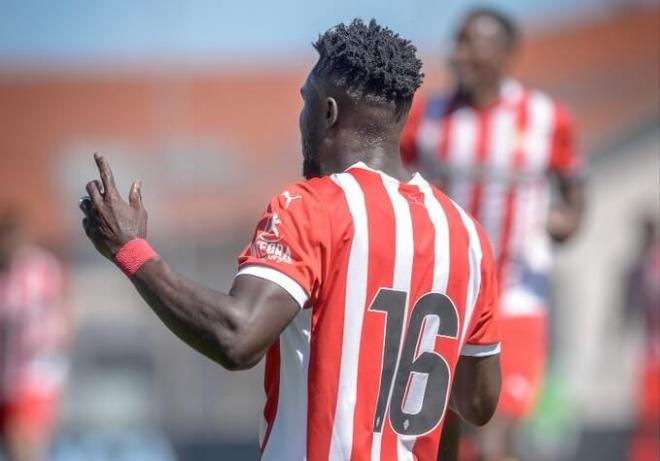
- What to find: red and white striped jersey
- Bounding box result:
[401,80,582,316]
[237,162,500,460]
[0,246,68,401]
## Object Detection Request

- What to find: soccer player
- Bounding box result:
[0,209,69,461]
[80,19,502,460]
[400,8,585,460]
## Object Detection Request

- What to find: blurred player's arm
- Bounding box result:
[447,354,501,427]
[80,154,300,370]
[547,172,584,243]
[547,106,585,243]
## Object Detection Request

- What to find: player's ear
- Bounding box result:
[325,97,338,128]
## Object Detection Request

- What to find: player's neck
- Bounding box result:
[461,80,502,109]
[329,135,412,182]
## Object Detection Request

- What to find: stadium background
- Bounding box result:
[0,0,658,459]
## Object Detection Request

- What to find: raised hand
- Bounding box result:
[80,153,148,259]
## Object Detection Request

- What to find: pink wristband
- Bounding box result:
[114,238,158,277]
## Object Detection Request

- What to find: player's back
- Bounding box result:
[238,162,500,461]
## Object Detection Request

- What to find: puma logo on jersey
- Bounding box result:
[282,191,302,208]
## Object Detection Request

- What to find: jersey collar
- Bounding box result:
[346,161,427,188]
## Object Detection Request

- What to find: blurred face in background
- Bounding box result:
[450,14,514,94]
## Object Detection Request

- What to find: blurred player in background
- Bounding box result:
[624,212,660,461]
[0,209,70,461]
[79,19,503,460]
[401,8,585,460]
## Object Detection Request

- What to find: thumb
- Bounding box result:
[129,180,143,209]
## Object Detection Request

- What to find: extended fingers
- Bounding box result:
[94,153,117,196]
[128,180,143,209]
[86,180,104,208]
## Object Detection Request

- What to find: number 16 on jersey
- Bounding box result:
[369,288,459,436]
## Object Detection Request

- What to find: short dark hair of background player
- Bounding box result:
[463,7,520,51]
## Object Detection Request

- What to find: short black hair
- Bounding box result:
[313,19,424,118]
[465,7,519,50]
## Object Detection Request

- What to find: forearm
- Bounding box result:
[129,258,246,369]
[548,176,585,243]
[448,386,474,424]
[449,355,501,426]
[449,386,497,427]
[79,154,296,369]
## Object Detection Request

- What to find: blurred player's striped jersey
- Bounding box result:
[401,80,582,317]
[236,163,500,460]
[0,247,68,401]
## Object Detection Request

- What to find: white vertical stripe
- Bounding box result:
[524,92,554,173]
[451,202,484,344]
[261,309,312,461]
[418,120,441,162]
[509,92,555,267]
[380,176,415,290]
[417,120,443,179]
[445,108,479,208]
[479,106,516,256]
[373,175,416,461]
[419,181,451,293]
[328,172,370,461]
[398,180,453,456]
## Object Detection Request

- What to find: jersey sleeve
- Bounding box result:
[461,226,501,357]
[236,182,329,309]
[400,95,425,168]
[548,104,583,177]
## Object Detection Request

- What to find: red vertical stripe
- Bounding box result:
[437,113,454,192]
[404,183,437,362]
[498,93,529,284]
[377,182,439,459]
[306,179,355,461]
[438,116,452,162]
[401,184,437,457]
[411,189,471,460]
[401,98,426,167]
[260,340,280,454]
[380,412,398,459]
[348,169,397,461]
[468,109,492,216]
